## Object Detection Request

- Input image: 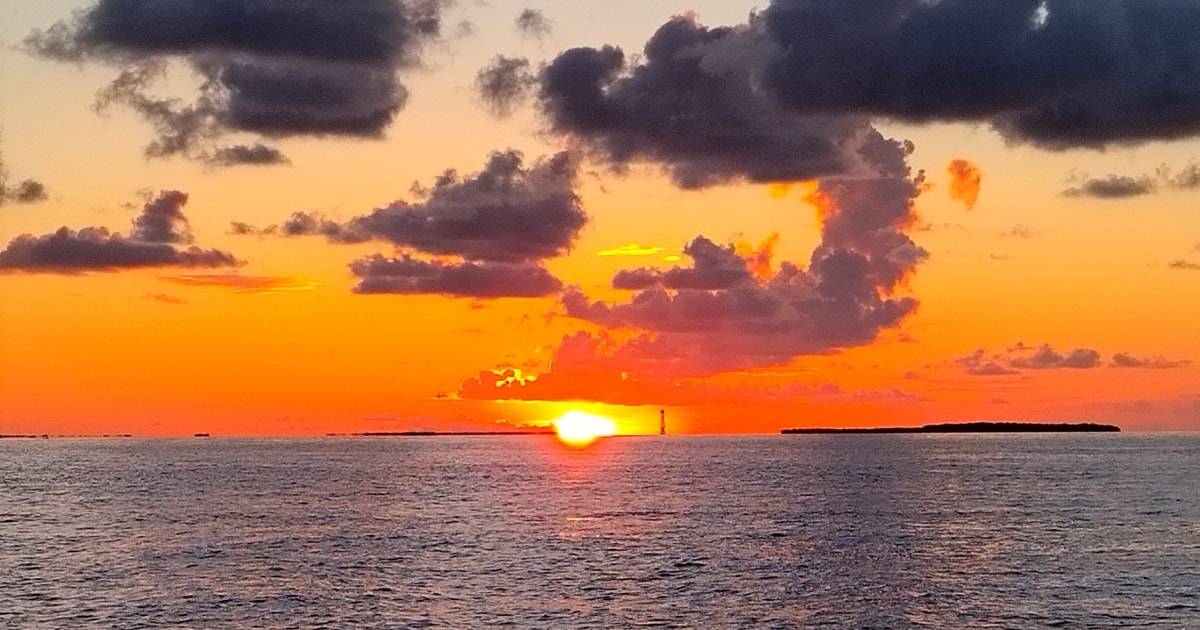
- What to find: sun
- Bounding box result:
[552,410,618,446]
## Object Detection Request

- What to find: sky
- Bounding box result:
[1,0,1198,436]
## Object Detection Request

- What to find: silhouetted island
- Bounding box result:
[782,422,1120,434]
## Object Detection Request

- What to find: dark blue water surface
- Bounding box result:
[2,434,1197,628]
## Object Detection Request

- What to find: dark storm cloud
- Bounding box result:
[25,0,446,161]
[0,191,239,273]
[242,150,586,264]
[538,15,873,188]
[515,8,552,40]
[762,0,1200,149]
[474,55,537,118]
[540,5,1200,182]
[350,253,562,298]
[1010,344,1101,369]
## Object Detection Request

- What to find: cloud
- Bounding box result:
[1,179,48,205]
[955,349,1021,376]
[1009,344,1101,369]
[25,0,446,161]
[538,15,880,189]
[761,1,1200,149]
[947,159,983,210]
[1169,162,1200,190]
[1061,174,1156,199]
[241,150,586,264]
[956,344,1189,375]
[459,331,927,406]
[0,150,48,205]
[557,117,926,372]
[0,191,240,273]
[1111,353,1192,369]
[999,224,1038,239]
[146,293,186,304]
[1169,259,1200,271]
[208,144,290,167]
[160,273,319,293]
[349,254,561,298]
[230,150,585,299]
[474,55,537,118]
[597,244,665,257]
[1061,161,1200,198]
[129,190,193,244]
[534,5,1200,184]
[515,8,552,40]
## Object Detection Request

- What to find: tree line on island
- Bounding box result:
[781,422,1120,434]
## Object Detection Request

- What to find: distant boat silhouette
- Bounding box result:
[193,432,211,438]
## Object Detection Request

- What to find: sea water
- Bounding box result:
[1,434,1197,628]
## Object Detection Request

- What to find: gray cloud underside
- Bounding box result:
[0,227,238,273]
[539,17,874,189]
[956,343,1133,375]
[1011,345,1102,369]
[540,3,1200,184]
[560,109,927,370]
[209,144,290,167]
[243,150,587,264]
[351,254,562,298]
[1061,174,1156,199]
[1111,352,1192,369]
[0,190,239,273]
[25,0,446,160]
[763,0,1200,149]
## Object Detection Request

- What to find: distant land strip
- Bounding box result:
[781,422,1120,434]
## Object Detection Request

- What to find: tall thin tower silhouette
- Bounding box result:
[659,409,666,435]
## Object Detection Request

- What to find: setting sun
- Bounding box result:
[552,410,618,446]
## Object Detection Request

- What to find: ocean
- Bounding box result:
[1,434,1197,628]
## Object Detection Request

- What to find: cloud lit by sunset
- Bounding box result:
[2,0,1198,436]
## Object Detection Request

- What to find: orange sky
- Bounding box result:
[2,1,1198,435]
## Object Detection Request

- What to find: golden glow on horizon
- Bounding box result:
[552,410,618,447]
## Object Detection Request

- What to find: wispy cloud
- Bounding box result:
[597,244,665,257]
[1060,162,1200,199]
[161,273,320,293]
